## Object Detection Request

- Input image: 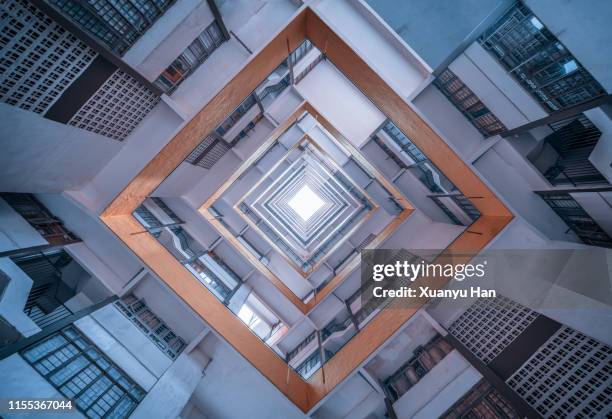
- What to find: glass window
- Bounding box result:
[22,326,145,418]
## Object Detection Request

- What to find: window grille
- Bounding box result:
[1,193,79,245]
[21,326,145,418]
[449,295,538,363]
[537,191,612,248]
[114,295,186,359]
[384,336,453,401]
[435,69,506,137]
[46,0,177,55]
[507,326,612,418]
[67,69,159,141]
[479,1,605,112]
[0,0,97,114]
[441,379,520,418]
[155,20,226,92]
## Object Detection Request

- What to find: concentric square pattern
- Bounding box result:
[237,136,376,274]
[102,10,512,410]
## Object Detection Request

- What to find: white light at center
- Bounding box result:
[287,185,325,222]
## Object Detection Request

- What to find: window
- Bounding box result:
[435,69,506,137]
[67,69,159,141]
[22,326,145,418]
[442,379,520,418]
[0,0,97,114]
[155,20,226,92]
[507,326,612,417]
[479,1,605,112]
[46,0,177,55]
[449,295,539,363]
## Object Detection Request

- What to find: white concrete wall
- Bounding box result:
[126,0,214,80]
[90,304,173,377]
[0,354,85,419]
[296,60,386,149]
[74,101,184,213]
[0,257,40,338]
[585,107,612,183]
[393,350,481,419]
[75,311,160,391]
[131,348,209,419]
[35,194,143,293]
[473,139,579,242]
[0,198,47,253]
[572,191,612,237]
[0,104,121,193]
[315,0,429,98]
[132,273,207,343]
[412,84,486,161]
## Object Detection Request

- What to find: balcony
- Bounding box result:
[479,2,605,112]
[429,193,481,226]
[1,193,79,246]
[529,114,607,187]
[536,189,612,248]
[155,20,228,93]
[114,295,186,360]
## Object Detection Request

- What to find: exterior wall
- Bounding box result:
[0,198,47,253]
[393,350,482,419]
[585,107,612,183]
[124,0,213,76]
[73,101,185,213]
[315,0,429,98]
[365,0,511,70]
[473,140,579,241]
[131,349,209,419]
[0,258,40,338]
[449,43,548,129]
[74,313,159,391]
[35,194,143,291]
[0,354,85,419]
[295,60,385,148]
[0,104,121,193]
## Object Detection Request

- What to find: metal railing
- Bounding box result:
[479,1,605,112]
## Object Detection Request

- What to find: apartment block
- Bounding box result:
[0,1,610,418]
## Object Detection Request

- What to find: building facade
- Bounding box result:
[0,1,610,418]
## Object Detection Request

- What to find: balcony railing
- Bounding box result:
[479,1,605,112]
[115,295,186,359]
[429,193,481,226]
[1,193,80,246]
[378,121,456,194]
[435,69,506,137]
[155,20,227,93]
[536,114,607,187]
[383,336,453,401]
[295,349,321,380]
[536,189,612,248]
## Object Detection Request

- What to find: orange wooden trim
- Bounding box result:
[100,6,514,413]
[304,9,511,218]
[102,10,308,217]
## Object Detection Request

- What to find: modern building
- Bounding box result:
[0,1,610,418]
